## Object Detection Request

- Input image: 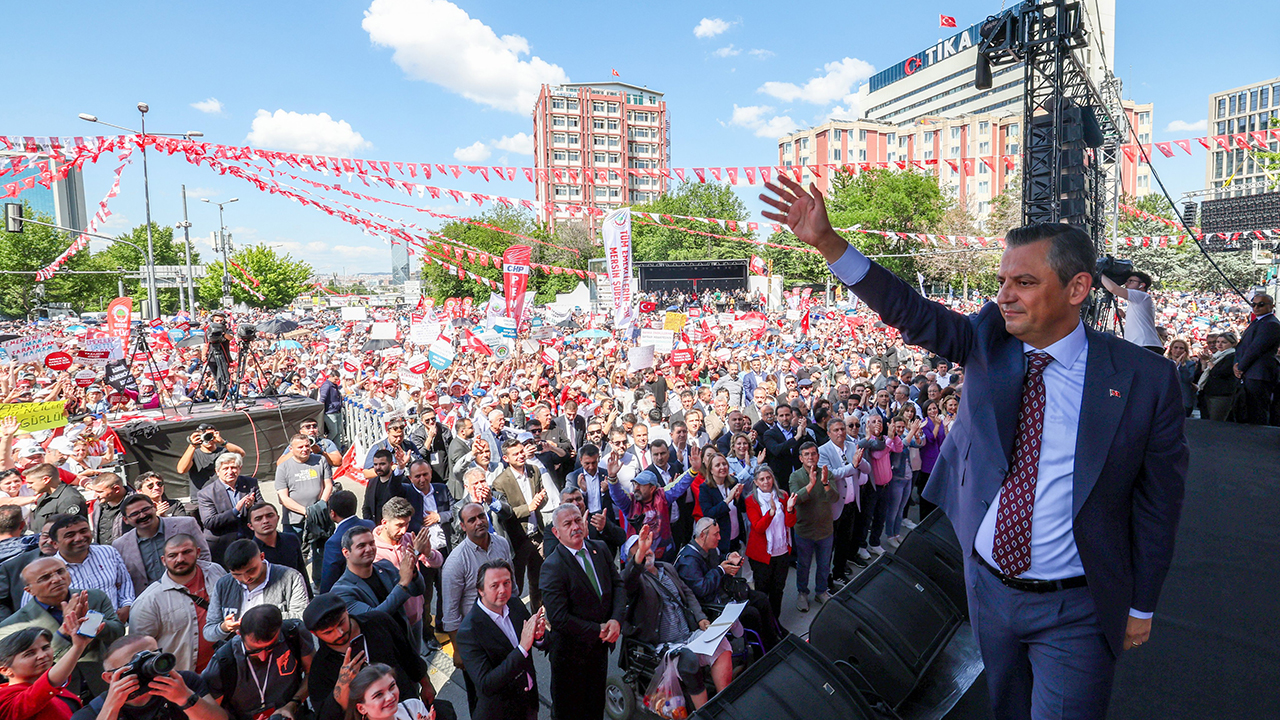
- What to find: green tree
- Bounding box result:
[630,181,756,261]
[1112,194,1261,292]
[766,168,955,285]
[197,244,312,309]
[92,222,202,313]
[0,204,116,318]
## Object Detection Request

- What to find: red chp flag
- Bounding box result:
[749,255,767,276]
[462,328,493,356]
[502,245,532,320]
[106,297,132,341]
[940,14,957,27]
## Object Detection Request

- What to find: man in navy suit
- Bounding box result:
[1234,293,1280,425]
[762,176,1187,720]
[318,490,371,593]
[456,559,544,720]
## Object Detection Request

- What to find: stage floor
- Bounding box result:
[1107,420,1280,719]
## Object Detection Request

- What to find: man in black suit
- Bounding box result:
[762,177,1187,720]
[195,452,259,566]
[457,560,545,720]
[564,444,611,516]
[412,405,454,485]
[645,439,684,488]
[539,503,625,720]
[0,518,54,620]
[1235,293,1280,425]
[552,400,587,455]
[762,404,809,481]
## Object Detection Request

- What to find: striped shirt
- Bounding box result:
[22,545,136,610]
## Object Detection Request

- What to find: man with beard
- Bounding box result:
[305,593,439,720]
[361,449,406,524]
[410,405,453,485]
[128,533,226,672]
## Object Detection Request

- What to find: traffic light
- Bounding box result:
[4,203,21,233]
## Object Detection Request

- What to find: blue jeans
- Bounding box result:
[793,533,834,596]
[884,475,911,537]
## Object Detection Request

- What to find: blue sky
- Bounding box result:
[5,0,1276,274]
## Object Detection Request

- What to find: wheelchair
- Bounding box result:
[605,602,767,720]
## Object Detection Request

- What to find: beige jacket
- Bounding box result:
[128,561,226,672]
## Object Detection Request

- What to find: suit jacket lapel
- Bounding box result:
[1073,333,1131,516]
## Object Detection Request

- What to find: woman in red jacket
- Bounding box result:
[743,465,797,620]
[0,590,99,720]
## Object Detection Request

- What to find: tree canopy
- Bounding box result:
[1112,193,1262,293]
[197,244,312,309]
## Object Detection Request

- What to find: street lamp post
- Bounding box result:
[202,198,239,309]
[78,108,201,320]
[176,185,197,312]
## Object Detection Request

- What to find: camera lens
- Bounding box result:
[145,652,177,676]
[202,431,215,442]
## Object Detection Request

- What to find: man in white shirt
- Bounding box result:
[817,418,872,581]
[1101,270,1163,353]
[456,559,544,720]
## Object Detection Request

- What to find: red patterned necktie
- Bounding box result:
[991,351,1053,577]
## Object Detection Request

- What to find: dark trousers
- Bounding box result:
[851,482,885,550]
[550,645,610,720]
[750,553,790,621]
[512,537,544,609]
[208,355,230,399]
[739,589,781,650]
[1243,378,1280,425]
[967,557,1116,720]
[830,502,858,581]
[914,470,937,519]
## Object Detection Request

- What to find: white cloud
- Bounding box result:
[493,132,534,154]
[759,57,876,105]
[1166,119,1207,133]
[748,49,775,59]
[713,45,741,58]
[191,98,223,114]
[828,87,869,121]
[245,109,371,156]
[729,104,797,138]
[453,141,492,162]
[362,0,568,114]
[693,18,732,39]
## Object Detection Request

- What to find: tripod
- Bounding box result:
[127,327,174,418]
[225,334,276,409]
[186,340,229,411]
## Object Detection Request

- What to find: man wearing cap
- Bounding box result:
[607,468,696,562]
[304,594,438,720]
[84,386,110,416]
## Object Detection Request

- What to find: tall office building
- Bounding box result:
[1204,76,1280,199]
[390,241,414,284]
[532,82,669,229]
[777,0,1152,224]
[0,153,88,232]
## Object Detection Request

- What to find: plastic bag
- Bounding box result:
[643,652,688,720]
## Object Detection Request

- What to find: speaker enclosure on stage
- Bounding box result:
[806,552,963,709]
[691,635,892,720]
[895,510,968,618]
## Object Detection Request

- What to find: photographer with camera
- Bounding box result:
[75,634,226,720]
[176,425,245,499]
[201,313,233,402]
[1100,263,1164,354]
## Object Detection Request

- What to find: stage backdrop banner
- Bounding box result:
[603,207,634,330]
[0,401,68,433]
[117,395,323,499]
[502,245,532,320]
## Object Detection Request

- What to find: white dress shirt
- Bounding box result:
[828,243,1151,620]
[476,600,533,689]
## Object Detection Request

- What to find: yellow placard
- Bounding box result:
[0,401,68,433]
[663,312,687,332]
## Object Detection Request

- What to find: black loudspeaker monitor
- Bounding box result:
[806,553,962,709]
[692,635,891,720]
[895,510,968,618]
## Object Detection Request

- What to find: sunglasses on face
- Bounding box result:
[1251,301,1270,308]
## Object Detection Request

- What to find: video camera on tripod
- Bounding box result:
[1095,255,1135,290]
[206,318,229,343]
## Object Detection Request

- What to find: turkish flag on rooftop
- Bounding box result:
[940,14,957,27]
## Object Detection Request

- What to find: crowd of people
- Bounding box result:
[0,263,1270,720]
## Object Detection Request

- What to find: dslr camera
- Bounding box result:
[1095,255,1135,290]
[121,649,177,692]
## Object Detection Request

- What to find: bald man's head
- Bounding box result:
[22,557,69,604]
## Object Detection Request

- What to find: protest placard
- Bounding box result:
[0,400,68,433]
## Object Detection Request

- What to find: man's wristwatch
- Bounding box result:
[177,693,200,711]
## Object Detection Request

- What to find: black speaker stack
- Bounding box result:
[693,511,989,720]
